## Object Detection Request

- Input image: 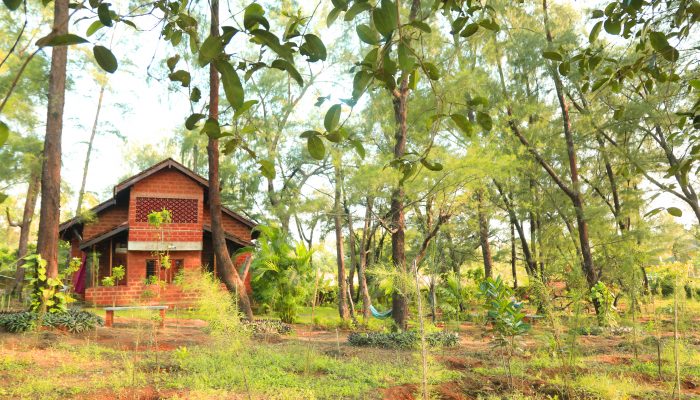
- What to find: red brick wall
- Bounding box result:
[125,250,201,284]
[202,208,252,242]
[128,169,204,243]
[82,203,128,240]
[85,283,201,307]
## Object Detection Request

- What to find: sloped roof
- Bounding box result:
[59,158,257,236]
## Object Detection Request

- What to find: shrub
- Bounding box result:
[347,330,458,349]
[0,310,103,333]
[249,226,314,323]
[246,319,292,335]
[570,325,604,336]
[175,269,245,338]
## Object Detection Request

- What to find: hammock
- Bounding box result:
[370,304,392,319]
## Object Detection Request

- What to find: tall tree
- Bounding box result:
[36,0,70,280]
[332,152,350,320]
[206,0,254,320]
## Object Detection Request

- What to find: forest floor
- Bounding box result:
[1,304,699,399]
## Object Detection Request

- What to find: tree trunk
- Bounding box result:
[543,0,600,309]
[345,199,358,301]
[36,0,70,281]
[494,181,537,276]
[388,0,421,331]
[76,84,105,217]
[10,169,40,298]
[476,189,493,278]
[207,0,253,321]
[511,221,518,289]
[357,196,373,320]
[333,158,350,320]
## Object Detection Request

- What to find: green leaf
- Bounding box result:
[36,33,88,47]
[350,139,365,159]
[233,99,258,120]
[591,9,604,18]
[168,69,191,87]
[250,29,293,62]
[460,23,479,38]
[420,158,443,171]
[200,118,222,138]
[327,7,342,27]
[93,45,118,73]
[190,87,201,102]
[422,62,440,80]
[3,0,21,11]
[667,207,683,217]
[649,31,679,62]
[356,24,380,45]
[476,111,492,131]
[373,0,397,38]
[270,59,303,86]
[397,41,415,72]
[215,60,244,109]
[603,18,620,35]
[344,2,371,21]
[198,34,223,67]
[324,104,341,132]
[0,120,8,147]
[558,61,570,76]
[450,114,472,137]
[478,18,500,32]
[259,159,275,179]
[613,107,624,120]
[307,135,325,160]
[166,55,179,72]
[352,70,372,100]
[97,3,112,27]
[542,51,563,61]
[86,21,104,37]
[408,20,431,33]
[243,3,269,30]
[299,34,327,62]
[185,114,205,130]
[331,0,348,10]
[589,21,602,42]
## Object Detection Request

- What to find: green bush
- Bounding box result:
[249,226,314,323]
[347,330,458,349]
[0,310,103,333]
[246,319,292,335]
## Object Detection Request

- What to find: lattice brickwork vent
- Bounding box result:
[135,197,198,223]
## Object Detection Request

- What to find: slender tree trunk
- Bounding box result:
[36,0,70,281]
[76,84,105,216]
[494,181,537,276]
[10,170,40,298]
[333,158,350,320]
[388,0,421,331]
[476,189,493,278]
[356,197,372,320]
[344,198,358,301]
[542,0,599,306]
[536,215,545,279]
[207,0,253,321]
[511,221,518,289]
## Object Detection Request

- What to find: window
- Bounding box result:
[135,197,198,223]
[146,259,157,280]
[146,258,183,283]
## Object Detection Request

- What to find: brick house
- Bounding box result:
[59,158,257,306]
